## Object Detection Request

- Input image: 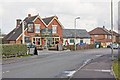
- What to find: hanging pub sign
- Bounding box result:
[27,22,34,33]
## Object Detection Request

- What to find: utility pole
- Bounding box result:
[111,0,114,60]
[22,21,25,44]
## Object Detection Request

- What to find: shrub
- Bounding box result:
[2,44,27,58]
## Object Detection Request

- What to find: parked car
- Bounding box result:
[107,43,119,49]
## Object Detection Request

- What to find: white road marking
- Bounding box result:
[6,70,10,73]
[96,55,101,57]
[84,59,91,64]
[82,69,111,73]
[64,71,76,77]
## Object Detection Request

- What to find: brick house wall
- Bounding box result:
[90,34,112,47]
[48,18,63,39]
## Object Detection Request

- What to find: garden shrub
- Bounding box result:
[2,44,27,58]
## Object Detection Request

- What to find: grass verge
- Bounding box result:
[112,60,120,80]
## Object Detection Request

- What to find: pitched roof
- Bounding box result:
[42,16,55,25]
[89,27,111,35]
[62,29,90,38]
[4,15,60,41]
[3,26,22,41]
[4,15,38,41]
[23,15,38,23]
[110,30,120,37]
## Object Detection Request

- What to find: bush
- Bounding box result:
[63,44,95,51]
[2,44,27,58]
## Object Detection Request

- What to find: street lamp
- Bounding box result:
[74,17,80,51]
[111,0,114,60]
[22,21,25,44]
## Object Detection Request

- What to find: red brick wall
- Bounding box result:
[48,18,63,38]
[90,34,112,47]
[16,17,46,44]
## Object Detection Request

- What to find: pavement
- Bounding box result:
[71,54,115,79]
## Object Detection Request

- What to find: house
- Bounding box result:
[109,30,120,44]
[89,26,119,47]
[62,29,90,46]
[3,14,64,48]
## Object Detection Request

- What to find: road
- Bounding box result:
[2,48,118,78]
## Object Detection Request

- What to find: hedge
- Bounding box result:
[2,44,27,58]
[64,44,95,51]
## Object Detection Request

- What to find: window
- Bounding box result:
[94,35,98,37]
[105,35,107,39]
[25,36,31,43]
[70,39,74,43]
[80,40,83,43]
[52,25,57,33]
[35,24,40,33]
[33,38,41,45]
[108,35,112,39]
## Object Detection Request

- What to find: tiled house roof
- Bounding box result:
[4,26,22,40]
[23,15,38,23]
[42,16,55,25]
[109,30,120,37]
[89,27,111,35]
[62,29,90,38]
[4,15,38,41]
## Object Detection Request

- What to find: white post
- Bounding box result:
[22,21,25,44]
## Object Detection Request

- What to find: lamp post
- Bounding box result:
[74,17,80,51]
[22,21,25,44]
[111,0,114,60]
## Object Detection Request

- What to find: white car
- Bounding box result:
[107,43,119,49]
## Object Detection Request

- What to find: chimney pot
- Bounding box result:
[103,26,105,29]
[28,14,31,17]
[16,19,22,28]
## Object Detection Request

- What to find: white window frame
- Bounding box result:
[94,35,98,37]
[35,24,40,33]
[52,25,57,34]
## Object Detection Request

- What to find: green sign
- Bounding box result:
[41,28,52,37]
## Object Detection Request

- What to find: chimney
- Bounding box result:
[16,19,22,28]
[103,26,105,29]
[28,14,31,18]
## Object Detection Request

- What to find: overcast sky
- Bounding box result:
[0,0,120,34]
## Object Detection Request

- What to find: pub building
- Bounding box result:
[3,14,63,48]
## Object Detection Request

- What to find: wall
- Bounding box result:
[16,17,46,44]
[63,38,90,46]
[48,18,63,38]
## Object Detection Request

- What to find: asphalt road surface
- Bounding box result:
[2,48,118,78]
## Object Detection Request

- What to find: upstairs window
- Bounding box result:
[52,25,57,33]
[35,24,40,33]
